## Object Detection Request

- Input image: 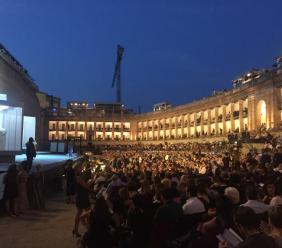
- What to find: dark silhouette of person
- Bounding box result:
[26,137,36,172]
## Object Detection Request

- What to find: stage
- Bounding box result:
[0,152,80,173]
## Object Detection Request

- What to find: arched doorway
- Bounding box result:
[257,100,267,128]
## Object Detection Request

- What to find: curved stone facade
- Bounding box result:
[47,68,282,144]
[131,70,282,142]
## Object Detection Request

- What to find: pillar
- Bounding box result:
[207,109,211,136]
[239,100,244,132]
[230,103,235,132]
[222,106,226,134]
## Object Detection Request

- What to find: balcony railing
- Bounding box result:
[243,109,248,118]
[218,115,223,122]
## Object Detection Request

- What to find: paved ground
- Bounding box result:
[0,194,85,248]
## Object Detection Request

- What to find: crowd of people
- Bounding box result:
[1,162,45,216]
[64,141,282,248]
[0,137,44,216]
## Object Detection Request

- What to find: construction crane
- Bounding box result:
[111,44,124,103]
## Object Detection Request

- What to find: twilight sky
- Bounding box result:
[0,0,282,112]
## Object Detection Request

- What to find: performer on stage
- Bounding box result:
[26,137,36,173]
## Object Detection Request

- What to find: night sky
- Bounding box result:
[1,0,282,112]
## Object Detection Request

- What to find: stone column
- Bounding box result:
[200,111,204,136]
[141,122,144,140]
[222,106,226,134]
[146,121,149,140]
[75,122,78,137]
[181,115,184,138]
[102,122,106,140]
[66,121,69,139]
[157,119,160,140]
[94,122,97,140]
[193,113,197,137]
[187,114,190,138]
[230,103,235,132]
[215,107,219,135]
[152,120,154,140]
[84,121,87,141]
[266,94,272,129]
[56,121,59,140]
[239,100,244,132]
[267,90,278,129]
[207,109,211,136]
[248,96,256,131]
[112,121,114,140]
[169,118,172,139]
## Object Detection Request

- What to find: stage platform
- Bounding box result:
[0,152,80,173]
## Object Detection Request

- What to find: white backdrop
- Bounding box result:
[22,116,36,149]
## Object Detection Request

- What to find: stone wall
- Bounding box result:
[0,55,42,149]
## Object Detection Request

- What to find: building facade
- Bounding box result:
[133,70,282,142]
[47,59,282,144]
[46,103,134,143]
[0,43,42,162]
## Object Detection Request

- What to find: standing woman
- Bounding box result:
[64,160,76,204]
[3,164,19,216]
[30,164,45,209]
[17,161,29,214]
[72,161,92,237]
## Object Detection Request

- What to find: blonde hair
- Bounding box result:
[224,187,240,204]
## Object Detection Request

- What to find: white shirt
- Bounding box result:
[183,197,205,215]
[241,200,270,214]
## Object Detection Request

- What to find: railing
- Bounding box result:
[233,111,239,119]
[243,110,248,118]
[218,115,223,122]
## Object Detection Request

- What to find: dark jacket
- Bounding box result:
[26,141,36,159]
[236,233,277,248]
